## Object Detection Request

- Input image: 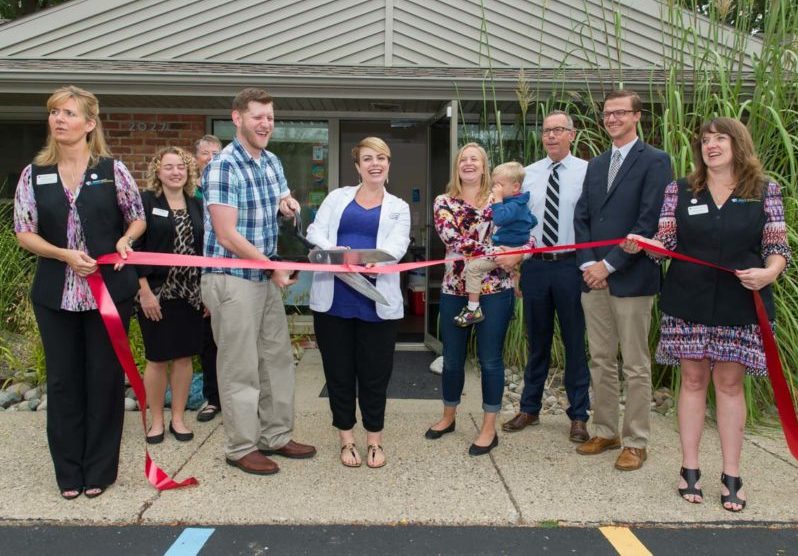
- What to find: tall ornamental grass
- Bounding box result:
[468,0,797,425]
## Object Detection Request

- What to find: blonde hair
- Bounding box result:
[34,85,111,167]
[143,146,198,198]
[688,117,767,200]
[446,142,491,203]
[492,161,525,185]
[352,136,391,162]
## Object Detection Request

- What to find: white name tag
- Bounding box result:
[687,204,709,216]
[36,173,58,185]
[152,207,169,217]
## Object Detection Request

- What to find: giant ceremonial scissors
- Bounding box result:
[288,211,395,306]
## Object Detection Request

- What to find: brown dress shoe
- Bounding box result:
[501,412,540,432]
[615,447,647,471]
[261,440,317,459]
[569,420,589,443]
[226,451,279,475]
[575,436,621,455]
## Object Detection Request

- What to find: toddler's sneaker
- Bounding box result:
[453,306,484,327]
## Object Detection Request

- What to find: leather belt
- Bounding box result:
[530,251,576,262]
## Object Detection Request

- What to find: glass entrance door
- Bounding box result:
[424,101,458,352]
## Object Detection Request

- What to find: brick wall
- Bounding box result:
[102,113,207,183]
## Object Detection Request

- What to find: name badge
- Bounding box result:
[36,173,58,185]
[687,204,709,216]
[152,207,169,217]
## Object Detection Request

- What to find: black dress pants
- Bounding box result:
[313,312,398,432]
[200,314,221,408]
[33,300,132,491]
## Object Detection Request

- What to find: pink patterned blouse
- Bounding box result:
[434,193,530,296]
[14,161,145,311]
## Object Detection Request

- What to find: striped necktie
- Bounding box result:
[542,162,561,247]
[607,149,622,191]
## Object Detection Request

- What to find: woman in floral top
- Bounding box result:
[424,143,521,456]
[625,118,791,512]
[14,86,145,500]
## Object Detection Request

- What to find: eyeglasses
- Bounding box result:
[601,109,637,119]
[541,126,573,136]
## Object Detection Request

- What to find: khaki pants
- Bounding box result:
[201,273,295,460]
[464,258,498,295]
[581,288,654,448]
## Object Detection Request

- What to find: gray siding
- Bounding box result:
[0,0,760,69]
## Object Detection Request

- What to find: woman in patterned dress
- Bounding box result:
[424,143,525,456]
[14,85,145,499]
[624,118,790,511]
[135,147,204,444]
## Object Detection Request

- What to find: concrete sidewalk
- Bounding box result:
[1,349,796,526]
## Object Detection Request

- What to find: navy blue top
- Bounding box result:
[328,199,382,321]
[490,191,536,247]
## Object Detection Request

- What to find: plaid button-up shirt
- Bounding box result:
[202,138,289,282]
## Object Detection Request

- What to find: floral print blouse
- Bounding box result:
[434,193,530,296]
[14,161,145,311]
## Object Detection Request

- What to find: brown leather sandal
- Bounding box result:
[366,444,386,469]
[340,443,361,468]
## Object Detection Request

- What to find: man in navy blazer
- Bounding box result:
[573,89,671,471]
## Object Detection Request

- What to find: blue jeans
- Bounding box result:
[439,289,515,412]
[519,257,590,421]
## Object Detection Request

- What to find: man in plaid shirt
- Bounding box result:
[201,88,316,476]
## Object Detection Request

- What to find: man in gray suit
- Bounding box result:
[573,89,671,471]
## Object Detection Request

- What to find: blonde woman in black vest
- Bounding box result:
[624,118,790,512]
[13,86,145,500]
[135,147,204,445]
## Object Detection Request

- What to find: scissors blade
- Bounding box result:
[334,272,389,306]
[311,248,395,265]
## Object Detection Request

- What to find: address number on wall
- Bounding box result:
[128,122,172,132]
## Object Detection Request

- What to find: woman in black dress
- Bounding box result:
[136,146,204,444]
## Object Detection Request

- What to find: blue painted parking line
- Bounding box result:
[164,527,215,556]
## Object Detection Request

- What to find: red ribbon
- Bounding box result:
[635,238,798,461]
[92,237,798,491]
[86,273,199,490]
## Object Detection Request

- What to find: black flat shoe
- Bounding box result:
[678,467,703,503]
[468,434,499,456]
[84,486,105,499]
[721,472,747,512]
[146,429,164,444]
[170,421,194,442]
[424,420,455,439]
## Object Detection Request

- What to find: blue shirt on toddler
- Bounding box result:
[490,191,536,247]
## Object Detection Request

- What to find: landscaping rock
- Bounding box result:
[37,398,47,411]
[429,356,443,376]
[27,399,40,410]
[17,400,31,411]
[23,387,40,401]
[124,397,137,411]
[0,390,22,409]
[7,382,31,396]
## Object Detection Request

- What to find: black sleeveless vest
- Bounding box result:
[659,178,775,326]
[30,157,139,309]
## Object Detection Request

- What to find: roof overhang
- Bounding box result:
[0,58,759,116]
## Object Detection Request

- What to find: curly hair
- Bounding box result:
[143,146,198,197]
[688,117,767,200]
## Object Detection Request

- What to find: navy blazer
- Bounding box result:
[574,138,672,297]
